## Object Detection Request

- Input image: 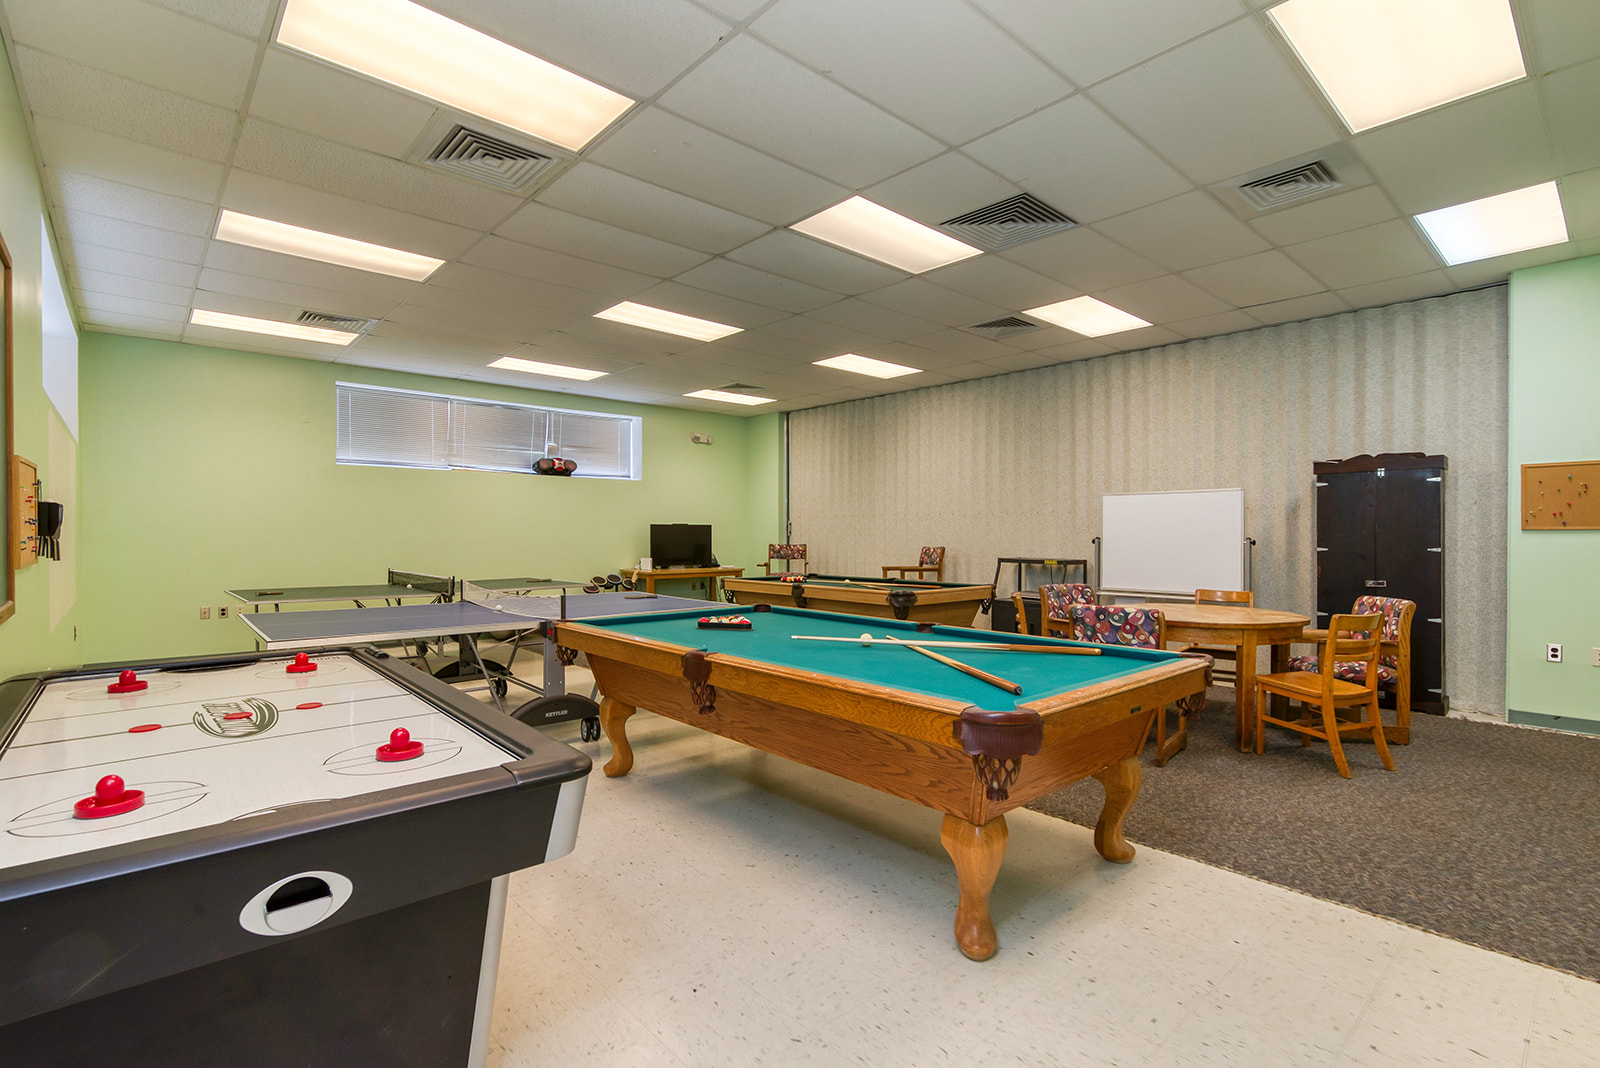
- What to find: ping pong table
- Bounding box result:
[236,585,721,738]
[225,569,458,610]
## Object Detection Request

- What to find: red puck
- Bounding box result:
[74,774,146,819]
[376,726,424,762]
[296,702,323,710]
[129,723,162,733]
[107,670,148,694]
[286,653,318,674]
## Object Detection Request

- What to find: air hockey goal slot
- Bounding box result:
[238,869,354,937]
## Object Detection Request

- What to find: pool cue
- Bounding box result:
[790,635,1101,654]
[883,635,1022,694]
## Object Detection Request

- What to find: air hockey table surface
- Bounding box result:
[0,646,590,1066]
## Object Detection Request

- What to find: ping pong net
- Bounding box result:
[386,569,456,601]
[457,580,568,622]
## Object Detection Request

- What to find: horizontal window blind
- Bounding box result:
[336,382,639,478]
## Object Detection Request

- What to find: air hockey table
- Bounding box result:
[0,646,590,1067]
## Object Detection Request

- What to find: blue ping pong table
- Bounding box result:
[237,589,722,738]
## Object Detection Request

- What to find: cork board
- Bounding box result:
[10,454,37,567]
[1521,461,1600,529]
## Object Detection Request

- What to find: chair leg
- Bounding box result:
[1254,683,1267,754]
[1369,696,1395,771]
[1321,700,1352,778]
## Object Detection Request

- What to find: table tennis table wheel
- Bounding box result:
[581,717,601,742]
[491,677,508,699]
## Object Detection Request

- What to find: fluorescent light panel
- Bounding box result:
[594,301,742,342]
[489,356,608,381]
[1268,0,1526,133]
[1414,182,1567,266]
[1024,296,1150,337]
[685,389,773,406]
[276,0,633,152]
[790,196,982,274]
[216,210,443,281]
[813,353,920,379]
[190,308,356,345]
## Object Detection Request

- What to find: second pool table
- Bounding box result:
[722,573,994,626]
[553,605,1207,960]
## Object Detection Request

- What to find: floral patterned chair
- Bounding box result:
[1286,596,1415,744]
[882,545,944,582]
[760,543,807,575]
[1067,605,1212,767]
[1021,583,1098,638]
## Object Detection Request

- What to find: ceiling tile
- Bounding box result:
[4,0,257,107]
[201,242,426,302]
[425,263,615,316]
[144,0,275,38]
[460,235,658,297]
[247,51,437,159]
[1094,191,1272,272]
[15,47,237,160]
[658,35,944,188]
[73,265,194,305]
[1246,186,1399,246]
[33,118,225,203]
[71,244,200,288]
[963,95,1193,223]
[998,227,1162,292]
[75,291,189,322]
[1098,273,1233,323]
[48,169,215,234]
[494,202,711,277]
[1540,59,1600,175]
[56,209,208,263]
[858,278,1011,328]
[1521,0,1600,74]
[1352,82,1556,213]
[221,170,483,260]
[802,298,944,342]
[724,231,906,295]
[750,0,1073,144]
[1243,291,1352,326]
[1089,20,1340,184]
[539,164,770,255]
[673,259,843,314]
[586,107,847,226]
[864,152,1022,228]
[919,256,1070,310]
[624,280,794,331]
[1336,271,1456,312]
[1181,250,1327,307]
[1166,309,1263,340]
[1284,219,1442,290]
[972,0,1247,86]
[196,268,400,321]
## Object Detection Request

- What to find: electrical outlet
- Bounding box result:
[200,606,210,620]
[1592,647,1600,667]
[1546,643,1562,663]
[218,605,229,619]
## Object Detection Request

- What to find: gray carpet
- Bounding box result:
[1027,691,1600,981]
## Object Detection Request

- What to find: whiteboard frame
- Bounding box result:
[1098,488,1248,598]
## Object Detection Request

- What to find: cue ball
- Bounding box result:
[860,632,874,645]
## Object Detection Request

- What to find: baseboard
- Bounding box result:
[1507,709,1600,736]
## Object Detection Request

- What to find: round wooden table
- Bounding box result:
[1120,604,1310,752]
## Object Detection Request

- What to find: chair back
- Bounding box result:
[768,543,806,562]
[1350,595,1414,668]
[1040,583,1096,619]
[1068,605,1165,650]
[1324,613,1383,689]
[919,546,945,566]
[1195,588,1253,607]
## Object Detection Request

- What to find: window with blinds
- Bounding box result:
[335,382,640,478]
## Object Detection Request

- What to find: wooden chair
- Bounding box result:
[882,545,944,582]
[1289,596,1416,744]
[1256,612,1395,778]
[1021,583,1097,637]
[1172,589,1253,685]
[1067,605,1210,766]
[760,543,807,575]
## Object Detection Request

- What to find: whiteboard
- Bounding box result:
[1100,488,1246,596]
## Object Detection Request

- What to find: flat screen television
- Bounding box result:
[649,524,713,568]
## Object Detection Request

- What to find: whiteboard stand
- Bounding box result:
[1095,489,1255,600]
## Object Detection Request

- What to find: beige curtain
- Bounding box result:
[789,287,1508,715]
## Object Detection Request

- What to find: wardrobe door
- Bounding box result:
[1376,466,1447,714]
[1314,469,1374,629]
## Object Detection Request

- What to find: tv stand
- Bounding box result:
[622,566,745,600]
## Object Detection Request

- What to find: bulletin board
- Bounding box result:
[1520,461,1600,529]
[11,455,37,568]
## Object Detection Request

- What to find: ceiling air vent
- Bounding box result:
[296,311,373,333]
[714,382,765,394]
[1235,161,1341,211]
[419,124,561,194]
[939,193,1077,252]
[965,316,1044,340]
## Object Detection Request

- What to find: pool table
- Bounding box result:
[722,573,994,626]
[552,605,1206,960]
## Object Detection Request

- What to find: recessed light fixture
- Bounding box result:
[790,196,982,274]
[190,308,357,345]
[276,0,634,152]
[1023,296,1151,337]
[813,353,921,379]
[1414,181,1568,266]
[488,356,608,381]
[594,301,742,342]
[684,389,774,406]
[1268,0,1525,133]
[215,210,444,281]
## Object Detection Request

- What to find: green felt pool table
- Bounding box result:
[722,573,994,626]
[553,605,1207,960]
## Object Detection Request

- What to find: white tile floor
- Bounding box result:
[479,670,1600,1068]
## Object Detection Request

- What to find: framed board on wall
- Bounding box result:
[2,228,13,625]
[1099,488,1247,597]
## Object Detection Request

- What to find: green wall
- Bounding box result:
[76,333,781,664]
[0,41,80,681]
[1506,254,1600,729]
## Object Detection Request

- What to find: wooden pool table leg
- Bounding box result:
[940,814,1007,962]
[1090,756,1141,863]
[599,696,637,778]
